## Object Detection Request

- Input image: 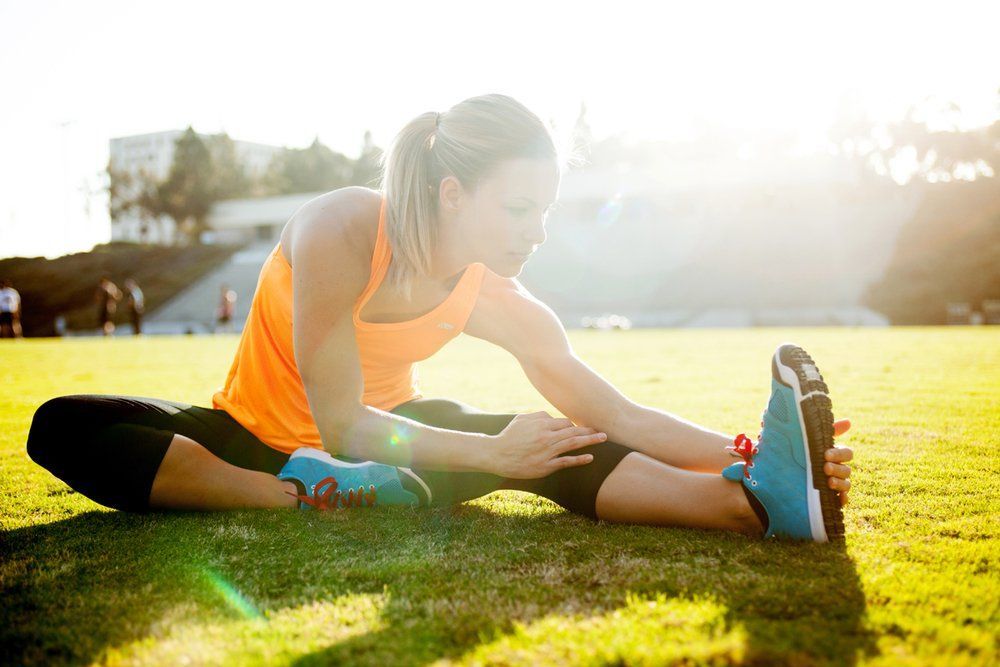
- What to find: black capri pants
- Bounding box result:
[25,395,637,519]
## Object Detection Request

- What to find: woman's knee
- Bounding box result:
[26,396,178,511]
[506,440,637,520]
[25,395,89,467]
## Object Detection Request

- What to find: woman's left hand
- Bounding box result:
[825,419,853,507]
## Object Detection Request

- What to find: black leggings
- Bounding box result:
[25,395,636,519]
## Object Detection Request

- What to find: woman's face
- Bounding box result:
[439,158,560,278]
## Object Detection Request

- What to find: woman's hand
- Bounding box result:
[489,411,607,479]
[826,419,854,507]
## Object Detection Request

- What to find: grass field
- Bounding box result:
[1,328,998,666]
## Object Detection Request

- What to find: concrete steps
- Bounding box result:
[146,242,274,333]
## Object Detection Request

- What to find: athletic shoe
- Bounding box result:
[277,448,429,510]
[721,343,845,542]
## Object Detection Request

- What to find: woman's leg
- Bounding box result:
[26,395,296,511]
[149,435,296,510]
[390,398,762,536]
[593,452,762,536]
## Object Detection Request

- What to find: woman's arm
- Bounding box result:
[465,274,853,482]
[288,189,602,478]
[466,274,731,470]
[524,351,737,472]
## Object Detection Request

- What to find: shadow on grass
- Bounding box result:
[1,500,878,665]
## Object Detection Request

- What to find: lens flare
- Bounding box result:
[597,193,624,228]
[388,422,413,447]
[203,568,262,620]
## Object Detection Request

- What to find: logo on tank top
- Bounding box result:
[437,322,454,330]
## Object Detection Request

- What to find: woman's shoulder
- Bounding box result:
[280,187,382,267]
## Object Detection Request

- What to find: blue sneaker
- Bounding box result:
[277,448,428,510]
[721,343,845,542]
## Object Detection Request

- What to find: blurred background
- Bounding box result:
[0,0,997,336]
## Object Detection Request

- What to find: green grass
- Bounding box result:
[1,328,998,666]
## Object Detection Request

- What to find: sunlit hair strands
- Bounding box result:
[377,93,581,300]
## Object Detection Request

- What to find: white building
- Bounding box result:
[206,191,324,245]
[109,130,282,244]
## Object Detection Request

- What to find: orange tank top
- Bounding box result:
[211,193,487,454]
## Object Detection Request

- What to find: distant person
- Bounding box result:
[215,284,237,333]
[124,278,145,336]
[95,275,122,336]
[0,279,23,338]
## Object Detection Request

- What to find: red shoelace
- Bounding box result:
[287,476,378,510]
[726,433,759,478]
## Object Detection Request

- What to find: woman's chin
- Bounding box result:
[488,256,528,278]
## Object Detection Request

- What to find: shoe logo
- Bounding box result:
[293,477,377,510]
[437,322,454,330]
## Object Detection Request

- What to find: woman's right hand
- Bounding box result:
[488,411,607,479]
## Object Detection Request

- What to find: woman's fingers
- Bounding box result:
[825,446,853,463]
[547,417,576,430]
[840,491,850,507]
[823,461,851,479]
[549,453,594,470]
[833,419,851,437]
[552,431,606,456]
[552,425,600,440]
[827,477,851,492]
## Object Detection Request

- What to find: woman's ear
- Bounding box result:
[438,175,464,213]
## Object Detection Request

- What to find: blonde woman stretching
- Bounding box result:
[26,94,853,541]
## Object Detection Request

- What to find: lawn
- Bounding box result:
[1,328,997,666]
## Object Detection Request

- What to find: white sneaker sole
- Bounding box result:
[773,344,836,542]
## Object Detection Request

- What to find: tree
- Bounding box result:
[830,94,999,184]
[352,130,383,188]
[108,129,256,245]
[569,100,593,169]
[864,176,1000,323]
[132,168,170,243]
[263,137,353,195]
[107,161,135,225]
[107,128,389,244]
[862,93,1000,323]
[107,162,166,243]
[206,133,251,200]
[157,127,216,244]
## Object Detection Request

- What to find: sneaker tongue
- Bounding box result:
[721,462,746,482]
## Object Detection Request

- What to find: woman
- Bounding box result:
[26,94,853,541]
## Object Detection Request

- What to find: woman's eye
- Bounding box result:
[507,207,528,216]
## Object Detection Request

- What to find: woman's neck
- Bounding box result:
[426,237,472,288]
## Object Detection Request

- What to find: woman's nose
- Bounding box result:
[526,218,547,247]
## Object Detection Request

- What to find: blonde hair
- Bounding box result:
[377,93,578,300]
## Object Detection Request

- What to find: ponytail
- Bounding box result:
[378,94,570,299]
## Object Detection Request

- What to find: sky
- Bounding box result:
[0,0,997,259]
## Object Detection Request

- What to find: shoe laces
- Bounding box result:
[726,433,759,479]
[287,476,378,510]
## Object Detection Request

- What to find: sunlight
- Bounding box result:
[455,591,746,664]
[99,593,388,664]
